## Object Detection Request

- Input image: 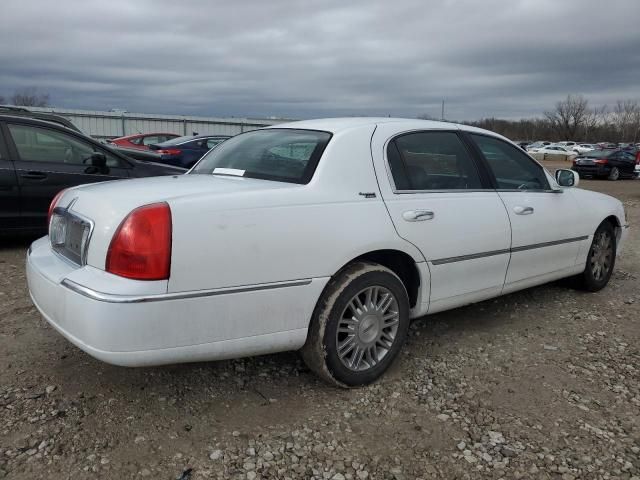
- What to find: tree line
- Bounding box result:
[0,87,50,108]
[462,95,640,143]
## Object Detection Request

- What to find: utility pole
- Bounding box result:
[441,100,445,121]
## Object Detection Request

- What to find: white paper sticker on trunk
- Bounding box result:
[212,168,245,176]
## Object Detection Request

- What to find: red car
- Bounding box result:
[109,133,180,151]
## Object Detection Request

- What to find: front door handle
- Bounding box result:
[513,206,534,215]
[402,210,434,222]
[20,171,48,180]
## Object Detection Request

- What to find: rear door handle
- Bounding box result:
[513,206,534,215]
[20,171,47,180]
[402,210,434,221]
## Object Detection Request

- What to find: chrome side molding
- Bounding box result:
[61,278,313,304]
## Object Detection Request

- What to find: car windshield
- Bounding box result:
[581,150,613,158]
[190,129,332,184]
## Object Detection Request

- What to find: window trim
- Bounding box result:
[384,129,494,194]
[464,131,553,192]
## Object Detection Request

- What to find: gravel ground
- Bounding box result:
[1,173,639,480]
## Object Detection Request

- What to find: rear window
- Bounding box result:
[191,129,331,184]
[581,150,613,158]
[156,135,195,147]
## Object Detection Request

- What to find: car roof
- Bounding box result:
[0,113,80,132]
[267,117,505,138]
[0,109,81,133]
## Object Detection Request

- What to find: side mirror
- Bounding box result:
[90,152,107,168]
[555,169,579,188]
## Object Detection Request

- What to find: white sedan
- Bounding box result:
[573,144,596,154]
[27,118,629,387]
[531,145,577,156]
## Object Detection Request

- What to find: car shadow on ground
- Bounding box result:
[0,235,39,251]
[53,280,583,395]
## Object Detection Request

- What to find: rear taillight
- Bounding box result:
[156,149,182,156]
[106,203,172,280]
[595,158,608,165]
[48,189,68,225]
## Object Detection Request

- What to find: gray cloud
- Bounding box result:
[1,0,639,120]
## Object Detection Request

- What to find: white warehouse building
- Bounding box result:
[23,106,287,139]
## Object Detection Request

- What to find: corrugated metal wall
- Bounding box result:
[24,107,287,139]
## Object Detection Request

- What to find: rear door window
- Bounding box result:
[142,136,160,146]
[387,131,482,191]
[8,124,125,168]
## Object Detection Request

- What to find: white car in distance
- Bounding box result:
[27,118,629,387]
[532,145,578,159]
[573,144,596,154]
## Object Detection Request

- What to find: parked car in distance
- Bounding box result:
[530,145,577,160]
[148,134,231,168]
[0,114,185,235]
[526,141,552,151]
[573,144,596,154]
[557,141,578,150]
[572,149,638,180]
[109,133,181,151]
[26,118,629,386]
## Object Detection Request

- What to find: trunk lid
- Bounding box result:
[56,174,296,268]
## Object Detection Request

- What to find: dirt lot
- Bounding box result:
[1,169,639,480]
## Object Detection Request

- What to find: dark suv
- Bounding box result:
[0,114,185,235]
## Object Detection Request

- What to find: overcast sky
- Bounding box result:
[1,0,639,120]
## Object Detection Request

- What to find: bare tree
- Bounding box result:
[544,94,590,140]
[11,87,50,107]
[582,104,607,141]
[611,100,640,142]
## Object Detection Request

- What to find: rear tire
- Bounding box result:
[301,261,410,387]
[576,221,616,292]
[608,167,620,181]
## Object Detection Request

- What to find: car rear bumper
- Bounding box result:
[572,165,610,177]
[27,237,325,367]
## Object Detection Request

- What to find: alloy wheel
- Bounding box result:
[336,286,400,371]
[590,230,613,281]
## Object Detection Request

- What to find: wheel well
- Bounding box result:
[351,250,421,308]
[603,215,621,244]
[604,215,620,229]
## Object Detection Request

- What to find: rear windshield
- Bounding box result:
[581,150,613,158]
[190,129,332,184]
[153,135,195,147]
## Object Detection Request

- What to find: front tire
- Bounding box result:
[301,261,410,387]
[576,221,616,292]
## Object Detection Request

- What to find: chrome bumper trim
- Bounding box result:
[60,278,313,304]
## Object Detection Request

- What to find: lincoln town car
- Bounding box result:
[26,118,629,386]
